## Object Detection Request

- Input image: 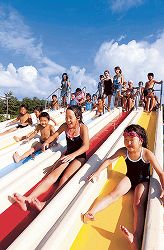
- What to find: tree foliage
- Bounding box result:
[0,92,46,119]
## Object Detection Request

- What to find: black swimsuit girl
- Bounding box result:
[125,148,150,189]
[65,125,86,160]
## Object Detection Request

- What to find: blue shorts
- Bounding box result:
[113,84,122,95]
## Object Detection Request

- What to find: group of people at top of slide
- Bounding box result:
[50,69,163,114]
[0,69,163,250]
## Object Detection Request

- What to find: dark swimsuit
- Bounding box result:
[104,79,113,95]
[125,148,150,189]
[65,126,86,160]
[16,124,29,129]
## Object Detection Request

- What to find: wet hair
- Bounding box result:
[52,94,57,98]
[34,106,43,112]
[124,124,148,148]
[67,105,83,123]
[147,72,154,78]
[114,66,122,74]
[62,73,68,81]
[19,104,28,110]
[76,88,82,92]
[39,112,50,120]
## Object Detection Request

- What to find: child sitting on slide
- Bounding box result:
[0,104,32,136]
[82,124,164,250]
[13,106,56,142]
[13,112,56,163]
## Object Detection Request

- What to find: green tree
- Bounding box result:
[4,91,20,115]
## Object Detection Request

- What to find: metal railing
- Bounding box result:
[45,86,87,109]
[44,88,62,110]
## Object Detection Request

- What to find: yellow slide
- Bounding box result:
[71,112,157,250]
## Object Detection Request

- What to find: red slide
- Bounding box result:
[0,111,129,250]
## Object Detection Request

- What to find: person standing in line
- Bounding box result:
[103,70,113,112]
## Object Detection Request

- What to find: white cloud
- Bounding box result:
[0,6,96,98]
[109,0,144,12]
[95,33,164,87]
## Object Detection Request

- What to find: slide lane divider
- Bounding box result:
[0,111,128,250]
[142,108,163,250]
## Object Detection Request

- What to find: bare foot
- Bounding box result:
[13,152,21,163]
[81,212,95,224]
[30,197,46,211]
[13,193,28,211]
[13,136,20,142]
[120,225,134,243]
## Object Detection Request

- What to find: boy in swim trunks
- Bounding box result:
[0,105,32,136]
[144,73,163,111]
[13,112,56,163]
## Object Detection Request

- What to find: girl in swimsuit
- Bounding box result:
[12,106,89,211]
[82,124,164,250]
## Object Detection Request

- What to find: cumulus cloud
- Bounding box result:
[109,0,144,12]
[0,6,96,98]
[95,33,164,87]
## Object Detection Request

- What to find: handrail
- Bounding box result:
[45,88,62,100]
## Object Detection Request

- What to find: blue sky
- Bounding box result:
[0,0,164,99]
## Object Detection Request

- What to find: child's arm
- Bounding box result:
[6,116,20,126]
[27,114,32,125]
[154,80,163,85]
[146,149,164,198]
[42,123,66,151]
[50,125,56,135]
[88,148,126,182]
[26,127,38,141]
[61,124,89,163]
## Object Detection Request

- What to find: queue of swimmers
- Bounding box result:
[50,70,163,114]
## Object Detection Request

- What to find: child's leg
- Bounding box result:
[120,182,149,250]
[149,97,156,111]
[13,159,70,210]
[128,98,133,111]
[145,97,150,111]
[107,95,112,110]
[13,135,27,142]
[83,176,131,220]
[13,142,42,163]
[0,127,17,136]
[57,158,86,191]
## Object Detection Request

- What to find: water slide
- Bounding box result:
[0,108,163,249]
[32,110,162,250]
[1,108,128,249]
